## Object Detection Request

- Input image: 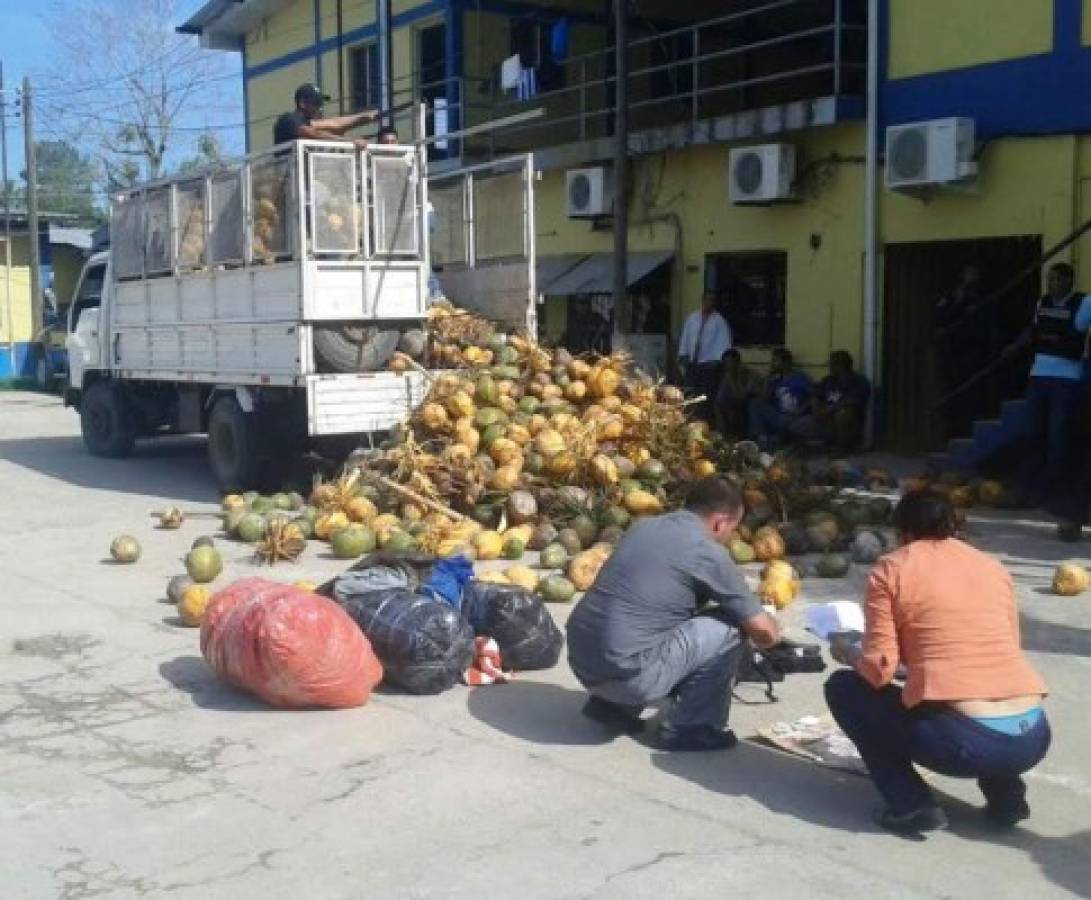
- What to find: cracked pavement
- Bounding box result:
[2,393,1089,899]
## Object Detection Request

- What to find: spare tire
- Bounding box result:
[314,323,400,373]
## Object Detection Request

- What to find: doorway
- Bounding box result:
[417,22,448,159]
[881,235,1042,453]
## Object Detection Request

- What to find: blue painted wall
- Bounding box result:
[881,0,1091,139]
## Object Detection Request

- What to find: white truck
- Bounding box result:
[64,140,537,490]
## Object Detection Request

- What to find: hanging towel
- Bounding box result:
[517,67,538,101]
[500,53,523,92]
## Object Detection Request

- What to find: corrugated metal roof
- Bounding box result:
[539,250,672,296]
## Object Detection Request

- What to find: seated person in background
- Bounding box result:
[566,478,780,752]
[794,350,870,451]
[825,491,1050,835]
[747,348,812,448]
[715,349,764,438]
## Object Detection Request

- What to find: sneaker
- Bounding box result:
[875,805,949,835]
[581,696,644,734]
[985,799,1031,828]
[657,724,738,752]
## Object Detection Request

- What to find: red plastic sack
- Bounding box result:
[200,577,383,709]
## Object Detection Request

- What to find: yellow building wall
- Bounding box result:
[248,58,322,150]
[0,236,32,344]
[887,0,1054,79]
[537,125,867,375]
[245,0,320,67]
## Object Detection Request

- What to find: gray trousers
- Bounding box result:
[584,617,745,730]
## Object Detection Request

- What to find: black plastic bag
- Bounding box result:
[461,581,563,671]
[335,586,474,695]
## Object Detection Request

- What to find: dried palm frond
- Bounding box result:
[254,518,306,565]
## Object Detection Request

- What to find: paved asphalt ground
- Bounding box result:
[1,391,1089,899]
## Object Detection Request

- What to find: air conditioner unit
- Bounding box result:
[728,144,796,204]
[566,167,613,218]
[886,118,978,190]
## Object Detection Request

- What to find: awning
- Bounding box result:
[537,251,672,296]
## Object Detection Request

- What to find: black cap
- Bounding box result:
[294,83,330,106]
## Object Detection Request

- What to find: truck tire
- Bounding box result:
[313,323,400,373]
[208,395,260,492]
[80,381,136,458]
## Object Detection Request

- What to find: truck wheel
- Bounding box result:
[207,395,259,492]
[314,324,400,373]
[34,349,54,392]
[80,381,136,457]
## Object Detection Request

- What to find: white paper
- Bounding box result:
[805,601,865,641]
[500,54,523,91]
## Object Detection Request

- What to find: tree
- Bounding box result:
[22,140,99,219]
[176,132,225,176]
[38,0,232,185]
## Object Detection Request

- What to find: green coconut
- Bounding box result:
[778,522,810,556]
[191,535,216,551]
[851,530,885,564]
[185,546,223,584]
[166,574,194,605]
[474,407,507,429]
[538,575,577,604]
[383,530,418,553]
[271,493,294,511]
[805,521,839,553]
[235,512,267,543]
[539,543,569,570]
[518,396,541,415]
[502,537,526,560]
[291,516,315,540]
[601,505,631,529]
[528,522,559,551]
[570,515,599,549]
[557,528,584,556]
[597,525,625,545]
[109,535,141,564]
[815,552,852,578]
[250,496,275,515]
[728,539,756,565]
[867,497,894,525]
[475,374,500,407]
[331,524,377,559]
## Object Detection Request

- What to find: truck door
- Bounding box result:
[427,154,537,337]
[65,258,108,389]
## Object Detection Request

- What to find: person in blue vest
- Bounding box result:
[748,347,813,449]
[1019,262,1091,508]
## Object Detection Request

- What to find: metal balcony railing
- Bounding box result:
[458,0,866,156]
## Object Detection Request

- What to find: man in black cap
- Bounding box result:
[273,83,378,147]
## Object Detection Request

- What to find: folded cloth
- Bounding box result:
[463,637,512,686]
[332,566,410,601]
[419,555,475,609]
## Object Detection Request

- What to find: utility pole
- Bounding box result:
[2,62,14,375]
[377,0,393,127]
[612,0,629,315]
[22,75,42,342]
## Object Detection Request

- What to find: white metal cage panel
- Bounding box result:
[370,152,420,257]
[473,170,525,261]
[309,151,360,255]
[112,194,145,280]
[367,265,425,319]
[144,188,172,275]
[250,155,293,262]
[209,170,245,264]
[306,372,430,436]
[181,326,216,370]
[428,180,467,266]
[149,328,182,368]
[116,330,150,369]
[112,281,148,326]
[175,180,207,270]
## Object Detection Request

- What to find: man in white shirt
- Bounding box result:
[678,293,732,421]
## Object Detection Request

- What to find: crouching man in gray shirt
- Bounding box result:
[567,477,779,751]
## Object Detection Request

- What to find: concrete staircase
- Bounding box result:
[927,398,1030,474]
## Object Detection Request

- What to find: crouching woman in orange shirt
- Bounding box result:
[825,491,1050,835]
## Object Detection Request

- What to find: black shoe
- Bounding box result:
[985,799,1031,828]
[581,696,644,734]
[657,724,738,752]
[875,805,949,835]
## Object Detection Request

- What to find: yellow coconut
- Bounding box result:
[504,566,541,592]
[1053,562,1091,596]
[178,585,212,627]
[624,489,663,516]
[346,496,378,523]
[474,530,504,560]
[315,510,350,541]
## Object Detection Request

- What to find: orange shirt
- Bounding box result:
[858,538,1048,708]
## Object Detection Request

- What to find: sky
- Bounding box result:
[0,0,245,189]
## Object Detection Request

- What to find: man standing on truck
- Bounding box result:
[273,84,379,148]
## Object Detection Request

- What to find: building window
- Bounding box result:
[351,43,380,111]
[704,251,787,347]
[510,19,564,92]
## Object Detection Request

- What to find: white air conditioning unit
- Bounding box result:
[566,167,613,218]
[886,117,978,190]
[728,144,796,204]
